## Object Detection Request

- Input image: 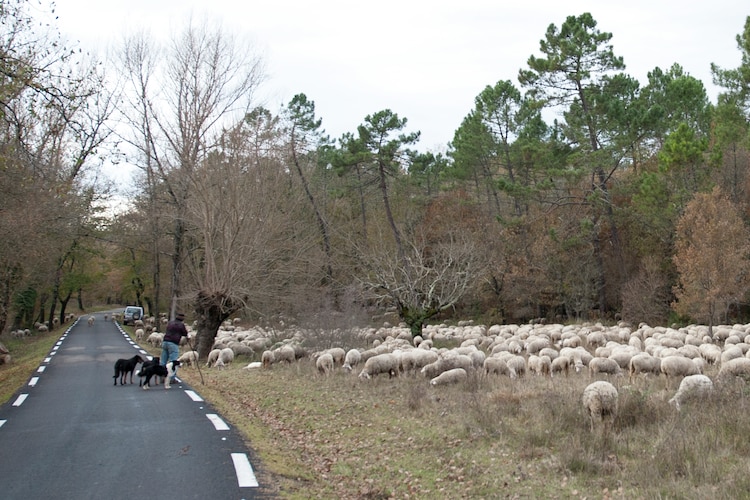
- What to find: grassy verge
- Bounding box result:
[0,330,62,404]
[174,357,750,499]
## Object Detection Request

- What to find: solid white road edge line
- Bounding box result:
[231,453,259,487]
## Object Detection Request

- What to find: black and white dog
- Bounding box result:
[113,354,145,385]
[137,358,180,390]
[137,356,160,387]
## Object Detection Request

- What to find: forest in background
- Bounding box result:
[2,2,750,356]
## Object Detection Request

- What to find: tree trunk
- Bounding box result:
[170,217,185,320]
[193,291,233,360]
[38,293,48,325]
[377,161,404,262]
[398,303,439,338]
[59,291,71,325]
[290,143,333,285]
[152,237,161,319]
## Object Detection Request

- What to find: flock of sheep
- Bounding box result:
[133,317,750,431]
[9,313,78,339]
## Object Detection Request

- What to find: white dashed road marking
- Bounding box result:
[231,453,259,487]
[0,420,5,428]
[37,366,45,373]
[29,377,39,387]
[206,413,229,431]
[12,394,28,407]
[185,390,204,402]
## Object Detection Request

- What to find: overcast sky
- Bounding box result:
[54,1,747,153]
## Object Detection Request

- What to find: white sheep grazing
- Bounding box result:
[216,347,234,368]
[551,356,570,377]
[718,357,750,379]
[342,349,362,373]
[358,353,400,380]
[484,356,510,377]
[134,328,145,341]
[275,345,297,364]
[87,315,95,327]
[528,354,553,378]
[316,352,335,376]
[326,347,346,366]
[430,367,468,386]
[589,357,622,377]
[582,381,619,432]
[420,354,473,379]
[206,348,221,367]
[505,355,527,379]
[470,349,486,369]
[720,345,744,365]
[669,374,714,411]
[660,355,701,387]
[177,350,199,368]
[399,349,439,375]
[146,332,164,347]
[628,353,661,383]
[698,343,722,365]
[261,350,276,369]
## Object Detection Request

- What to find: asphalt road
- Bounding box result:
[0,313,273,499]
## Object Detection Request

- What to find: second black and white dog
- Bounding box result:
[137,358,181,390]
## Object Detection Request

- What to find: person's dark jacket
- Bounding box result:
[163,318,188,344]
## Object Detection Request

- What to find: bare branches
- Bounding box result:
[358,228,486,334]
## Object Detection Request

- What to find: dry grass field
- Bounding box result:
[174,345,750,499]
[5,324,750,499]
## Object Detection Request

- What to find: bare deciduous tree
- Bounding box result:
[0,2,115,332]
[183,117,322,359]
[117,19,264,320]
[358,227,486,336]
